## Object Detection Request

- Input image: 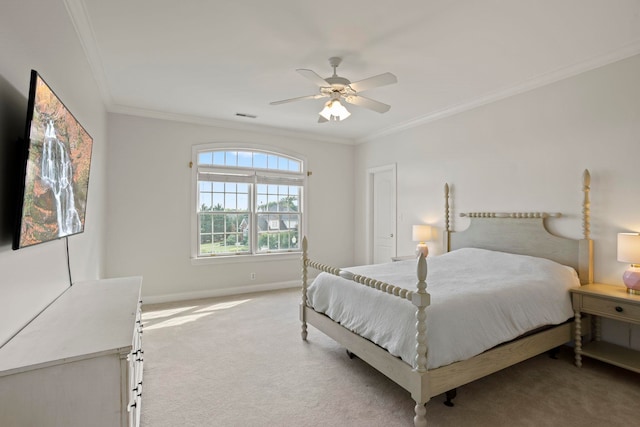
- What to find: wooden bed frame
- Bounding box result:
[300,170,593,427]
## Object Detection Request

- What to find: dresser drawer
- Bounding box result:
[582,295,640,322]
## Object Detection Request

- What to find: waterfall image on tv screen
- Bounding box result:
[13,71,93,249]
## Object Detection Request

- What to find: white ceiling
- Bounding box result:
[68,0,640,143]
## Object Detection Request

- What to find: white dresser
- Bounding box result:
[0,276,143,427]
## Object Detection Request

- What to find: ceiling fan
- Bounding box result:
[270,57,397,123]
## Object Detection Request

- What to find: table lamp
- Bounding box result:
[412,225,432,258]
[617,232,640,295]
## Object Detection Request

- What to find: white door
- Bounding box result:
[369,165,396,264]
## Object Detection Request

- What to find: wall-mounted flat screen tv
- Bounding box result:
[12,70,93,250]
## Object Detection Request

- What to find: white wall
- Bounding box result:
[0,1,108,346]
[354,54,640,348]
[105,113,354,302]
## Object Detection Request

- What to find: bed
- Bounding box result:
[299,170,593,427]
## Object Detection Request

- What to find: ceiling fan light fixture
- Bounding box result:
[319,99,351,121]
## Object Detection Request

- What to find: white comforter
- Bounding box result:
[306,248,580,370]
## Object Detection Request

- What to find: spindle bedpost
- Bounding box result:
[444,183,451,252]
[301,236,308,341]
[578,169,594,284]
[582,169,591,240]
[574,169,593,366]
[412,254,430,427]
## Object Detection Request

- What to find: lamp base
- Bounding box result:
[622,265,640,295]
[415,243,429,258]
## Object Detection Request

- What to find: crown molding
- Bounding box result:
[63,0,114,108]
[358,40,640,144]
[110,104,354,145]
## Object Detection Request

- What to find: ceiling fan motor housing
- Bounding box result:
[325,76,351,89]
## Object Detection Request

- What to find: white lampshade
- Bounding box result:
[412,225,432,243]
[617,233,640,295]
[617,233,640,264]
[319,99,351,121]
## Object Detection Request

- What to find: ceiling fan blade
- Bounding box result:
[349,72,397,92]
[270,94,325,105]
[318,115,329,123]
[344,95,391,113]
[297,69,331,87]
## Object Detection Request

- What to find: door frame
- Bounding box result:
[365,163,397,264]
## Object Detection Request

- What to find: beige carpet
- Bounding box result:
[140,288,640,427]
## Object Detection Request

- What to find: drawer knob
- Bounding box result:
[615,306,623,313]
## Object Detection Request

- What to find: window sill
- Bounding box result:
[190,252,301,266]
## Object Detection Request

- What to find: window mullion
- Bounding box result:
[251,176,257,255]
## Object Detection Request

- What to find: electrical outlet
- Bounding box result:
[250,273,256,280]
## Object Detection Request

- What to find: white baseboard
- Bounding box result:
[142,280,300,305]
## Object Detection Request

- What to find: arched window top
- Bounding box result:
[197,149,302,173]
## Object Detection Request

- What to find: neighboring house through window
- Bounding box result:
[192,145,305,258]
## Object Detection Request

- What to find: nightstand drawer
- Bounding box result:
[582,295,640,322]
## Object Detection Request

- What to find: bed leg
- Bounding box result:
[574,310,582,367]
[548,346,560,359]
[346,349,357,359]
[444,389,457,407]
[414,403,427,427]
[299,302,308,341]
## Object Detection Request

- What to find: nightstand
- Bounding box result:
[570,283,640,373]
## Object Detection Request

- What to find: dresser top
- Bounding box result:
[0,277,142,376]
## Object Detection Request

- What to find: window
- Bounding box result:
[193,146,305,258]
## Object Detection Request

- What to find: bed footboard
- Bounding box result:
[300,236,431,426]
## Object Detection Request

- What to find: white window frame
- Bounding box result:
[190,143,307,264]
